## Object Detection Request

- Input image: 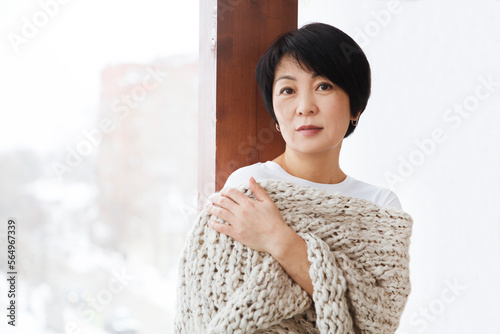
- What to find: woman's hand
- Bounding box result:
[206,177,291,255]
[207,176,314,296]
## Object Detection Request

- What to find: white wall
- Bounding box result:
[299,1,500,333]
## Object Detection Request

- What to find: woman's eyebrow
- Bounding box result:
[275,75,296,82]
[275,73,322,83]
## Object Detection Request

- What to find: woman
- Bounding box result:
[176,22,411,333]
[206,22,401,297]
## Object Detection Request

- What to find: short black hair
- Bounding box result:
[255,22,371,138]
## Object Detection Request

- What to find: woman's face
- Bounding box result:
[272,56,356,155]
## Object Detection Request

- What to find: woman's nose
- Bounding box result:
[296,92,318,115]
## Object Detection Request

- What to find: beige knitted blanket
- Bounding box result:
[174,178,412,333]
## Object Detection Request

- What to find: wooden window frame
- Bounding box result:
[198,0,297,210]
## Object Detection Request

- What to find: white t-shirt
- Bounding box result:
[222,161,402,210]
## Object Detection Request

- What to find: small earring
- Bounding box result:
[351,119,358,126]
[276,123,280,132]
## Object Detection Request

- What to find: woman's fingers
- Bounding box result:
[213,178,268,210]
[208,219,233,237]
[207,191,247,235]
[219,186,250,205]
[248,177,272,202]
[207,200,233,223]
[207,178,288,253]
[211,193,237,211]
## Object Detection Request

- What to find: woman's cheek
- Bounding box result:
[274,104,294,123]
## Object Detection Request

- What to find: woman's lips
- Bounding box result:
[297,125,323,136]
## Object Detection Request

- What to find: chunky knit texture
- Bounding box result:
[174,178,412,333]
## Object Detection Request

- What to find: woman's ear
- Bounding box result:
[351,110,361,121]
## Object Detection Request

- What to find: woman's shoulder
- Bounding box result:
[222,163,403,210]
[346,176,402,210]
[222,162,271,189]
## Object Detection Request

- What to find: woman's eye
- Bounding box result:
[280,88,294,95]
[317,83,333,91]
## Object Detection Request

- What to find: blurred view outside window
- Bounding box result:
[0,1,199,333]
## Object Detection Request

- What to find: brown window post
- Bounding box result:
[198,0,298,211]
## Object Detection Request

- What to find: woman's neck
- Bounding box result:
[272,148,346,184]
